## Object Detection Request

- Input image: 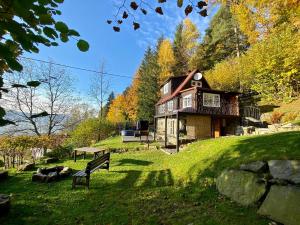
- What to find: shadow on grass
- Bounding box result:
[115,158,153,166]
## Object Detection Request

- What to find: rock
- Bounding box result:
[0,170,8,181]
[59,167,72,178]
[268,178,289,185]
[240,161,267,173]
[216,170,266,206]
[268,160,300,184]
[32,173,48,182]
[18,163,35,171]
[258,185,300,225]
[0,194,10,216]
[44,157,59,164]
[46,172,58,182]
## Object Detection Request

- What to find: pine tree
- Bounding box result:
[103,92,115,118]
[137,47,160,121]
[190,5,249,71]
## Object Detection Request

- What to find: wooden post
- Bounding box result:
[164,116,167,147]
[83,152,86,160]
[176,112,180,153]
[74,150,77,162]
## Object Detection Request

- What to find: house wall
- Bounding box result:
[156,117,178,145]
[185,115,212,140]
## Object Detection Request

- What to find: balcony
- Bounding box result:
[155,96,239,117]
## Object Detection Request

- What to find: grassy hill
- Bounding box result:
[1,131,300,225]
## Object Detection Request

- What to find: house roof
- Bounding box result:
[157,69,198,105]
[156,69,240,105]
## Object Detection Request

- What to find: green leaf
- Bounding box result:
[0,106,5,118]
[30,111,50,119]
[60,33,69,42]
[54,0,64,3]
[43,27,58,39]
[27,81,41,87]
[0,118,15,127]
[6,59,23,72]
[68,29,80,37]
[177,0,184,7]
[77,39,89,52]
[55,21,69,33]
[12,84,27,88]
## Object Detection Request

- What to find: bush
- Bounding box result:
[282,112,299,123]
[0,160,4,167]
[45,145,73,159]
[269,111,285,124]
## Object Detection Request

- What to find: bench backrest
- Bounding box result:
[85,152,110,174]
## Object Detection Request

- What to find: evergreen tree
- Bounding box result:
[172,22,189,76]
[103,92,115,118]
[137,47,160,121]
[190,6,249,71]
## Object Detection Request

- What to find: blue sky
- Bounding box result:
[25,0,218,101]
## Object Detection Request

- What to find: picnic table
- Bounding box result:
[73,147,106,162]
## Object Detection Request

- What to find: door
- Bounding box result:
[213,118,221,138]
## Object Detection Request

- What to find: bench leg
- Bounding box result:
[86,177,90,189]
[72,177,76,189]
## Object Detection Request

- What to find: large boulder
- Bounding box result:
[0,170,8,181]
[0,194,10,216]
[258,185,300,225]
[216,170,266,206]
[268,160,300,184]
[43,157,59,164]
[240,161,267,173]
[18,163,35,171]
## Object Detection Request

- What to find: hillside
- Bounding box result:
[1,131,300,225]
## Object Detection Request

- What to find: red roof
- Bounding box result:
[157,69,198,105]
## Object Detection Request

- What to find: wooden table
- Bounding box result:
[73,147,106,162]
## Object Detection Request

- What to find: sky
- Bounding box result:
[24,0,218,103]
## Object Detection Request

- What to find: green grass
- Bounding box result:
[93,136,159,150]
[1,131,300,225]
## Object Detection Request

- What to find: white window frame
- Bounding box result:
[203,93,220,107]
[167,100,173,112]
[183,94,192,108]
[163,82,169,94]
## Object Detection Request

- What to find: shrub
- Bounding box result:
[0,160,4,167]
[45,145,73,159]
[282,112,299,123]
[269,111,285,124]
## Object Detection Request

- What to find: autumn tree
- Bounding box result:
[157,39,176,84]
[102,92,115,118]
[124,72,140,121]
[107,94,128,124]
[190,5,249,71]
[172,19,200,75]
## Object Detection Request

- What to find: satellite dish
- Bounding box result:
[193,73,202,81]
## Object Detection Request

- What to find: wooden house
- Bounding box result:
[154,69,240,151]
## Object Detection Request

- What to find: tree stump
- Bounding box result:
[0,194,10,216]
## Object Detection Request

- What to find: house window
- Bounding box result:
[163,82,169,94]
[167,101,173,111]
[159,104,165,114]
[203,93,220,107]
[183,94,192,108]
[169,120,175,135]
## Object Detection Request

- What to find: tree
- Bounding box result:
[108,0,208,32]
[157,39,176,84]
[190,5,249,71]
[124,72,140,121]
[137,47,160,121]
[1,60,74,136]
[89,61,110,118]
[106,95,128,124]
[172,19,200,75]
[229,0,300,44]
[0,0,88,127]
[102,92,115,118]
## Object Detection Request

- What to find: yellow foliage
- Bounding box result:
[106,94,127,124]
[182,18,200,55]
[124,72,140,121]
[157,39,175,84]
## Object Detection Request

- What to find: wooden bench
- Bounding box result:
[72,152,110,189]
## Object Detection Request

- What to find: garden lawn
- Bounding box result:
[1,131,300,225]
[93,136,159,150]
